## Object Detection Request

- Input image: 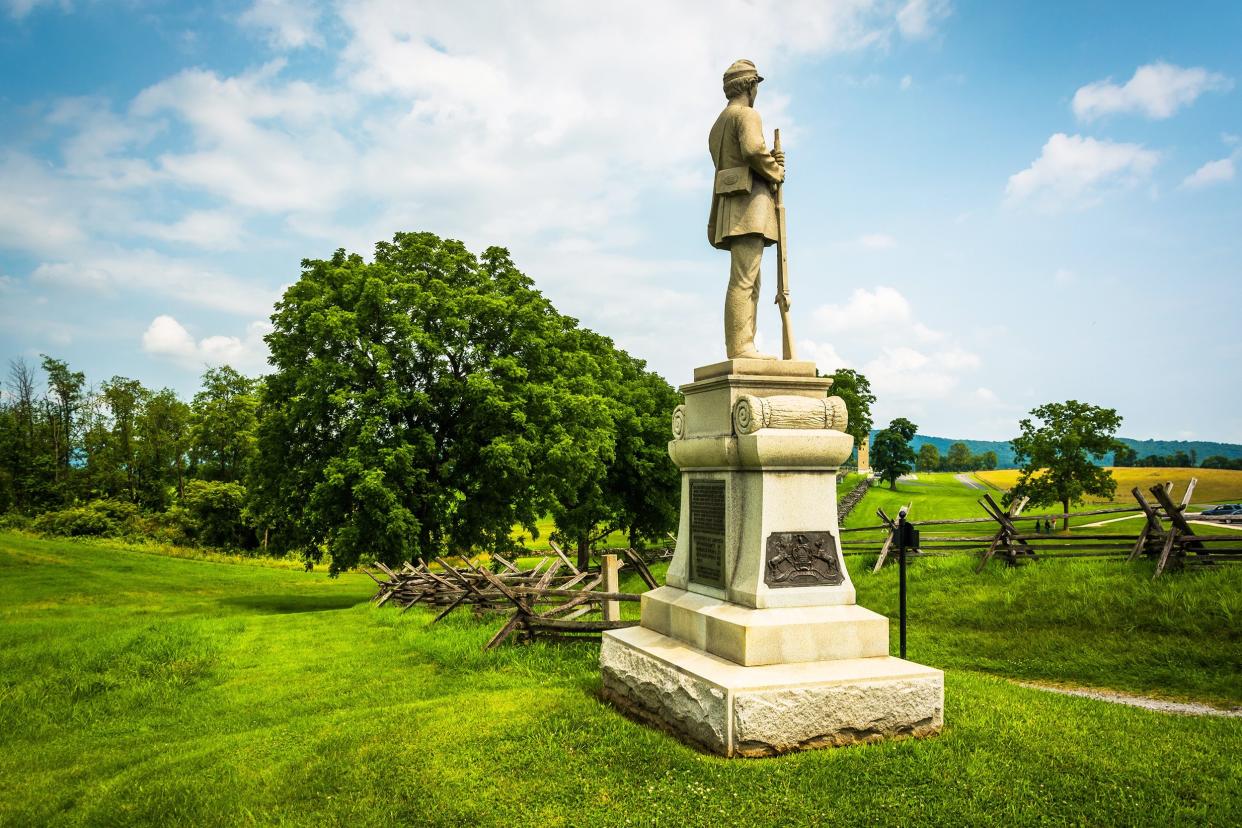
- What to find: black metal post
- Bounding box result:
[898,509,908,659]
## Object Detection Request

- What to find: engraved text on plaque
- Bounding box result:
[689,480,726,588]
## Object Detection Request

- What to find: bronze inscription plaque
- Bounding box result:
[689,480,726,588]
[764,532,844,588]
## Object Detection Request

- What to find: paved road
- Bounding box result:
[955,473,986,490]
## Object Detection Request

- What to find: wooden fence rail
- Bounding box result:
[844,478,1240,579]
[366,548,654,648]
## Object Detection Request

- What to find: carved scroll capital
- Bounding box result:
[671,404,687,440]
[733,394,849,435]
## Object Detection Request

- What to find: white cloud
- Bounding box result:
[135,210,245,250]
[1053,268,1075,285]
[1005,133,1159,210]
[1072,61,1233,121]
[798,338,848,376]
[896,0,951,40]
[0,153,89,255]
[862,344,979,402]
[132,63,357,214]
[803,285,979,412]
[812,286,942,343]
[0,0,958,394]
[142,315,272,373]
[900,74,913,91]
[973,387,999,404]
[858,232,897,249]
[31,250,276,316]
[1181,157,1235,189]
[45,97,161,189]
[4,0,65,19]
[239,0,323,49]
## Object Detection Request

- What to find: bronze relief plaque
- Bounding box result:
[764,532,843,588]
[689,480,726,589]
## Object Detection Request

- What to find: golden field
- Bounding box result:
[974,467,1242,505]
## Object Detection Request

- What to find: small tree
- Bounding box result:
[916,443,940,472]
[945,441,972,472]
[871,418,918,489]
[1008,400,1123,530]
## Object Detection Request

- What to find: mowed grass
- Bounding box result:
[976,467,1242,506]
[1,528,1240,826]
[510,514,631,552]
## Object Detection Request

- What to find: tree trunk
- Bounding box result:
[577,535,591,572]
[1062,499,1069,532]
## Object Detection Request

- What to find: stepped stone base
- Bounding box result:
[641,586,888,666]
[601,626,943,757]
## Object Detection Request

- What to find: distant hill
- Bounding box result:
[868,432,1242,470]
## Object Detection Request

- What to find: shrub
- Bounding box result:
[181,480,254,549]
[0,512,32,531]
[31,500,137,537]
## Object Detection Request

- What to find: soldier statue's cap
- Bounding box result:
[723,59,763,84]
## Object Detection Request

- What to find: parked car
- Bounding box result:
[1201,504,1242,516]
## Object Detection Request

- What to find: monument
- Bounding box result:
[599,60,943,756]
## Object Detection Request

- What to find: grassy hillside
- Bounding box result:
[1,528,1239,826]
[975,467,1242,505]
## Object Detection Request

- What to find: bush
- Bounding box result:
[0,512,32,531]
[181,480,254,549]
[31,500,137,537]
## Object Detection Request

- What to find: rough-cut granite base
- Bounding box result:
[601,626,943,757]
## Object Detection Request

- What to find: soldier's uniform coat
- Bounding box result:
[707,104,783,250]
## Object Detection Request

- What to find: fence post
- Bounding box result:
[602,554,620,621]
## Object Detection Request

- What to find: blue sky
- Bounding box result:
[1,1,1239,442]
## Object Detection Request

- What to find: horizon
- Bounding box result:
[2,1,1239,442]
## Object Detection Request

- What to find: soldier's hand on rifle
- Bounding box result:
[773,149,785,168]
[776,291,791,312]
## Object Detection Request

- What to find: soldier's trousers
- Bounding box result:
[724,234,765,358]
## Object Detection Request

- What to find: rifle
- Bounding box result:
[772,129,797,360]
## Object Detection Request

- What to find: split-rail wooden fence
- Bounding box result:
[843,480,1242,579]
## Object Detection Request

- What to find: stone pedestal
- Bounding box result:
[601,360,943,756]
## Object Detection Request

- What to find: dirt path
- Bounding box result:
[1080,514,1145,528]
[955,473,985,490]
[1016,682,1242,717]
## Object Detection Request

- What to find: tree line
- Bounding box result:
[1112,445,1242,470]
[915,442,999,473]
[0,357,261,545]
[0,233,683,574]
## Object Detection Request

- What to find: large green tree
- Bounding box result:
[136,388,192,507]
[827,368,874,458]
[1007,400,1123,529]
[190,366,259,484]
[871,418,918,489]
[547,344,680,567]
[251,232,639,573]
[95,377,150,503]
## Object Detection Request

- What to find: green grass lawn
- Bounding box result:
[510,514,632,552]
[1,526,1240,826]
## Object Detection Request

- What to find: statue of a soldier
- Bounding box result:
[708,59,786,360]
